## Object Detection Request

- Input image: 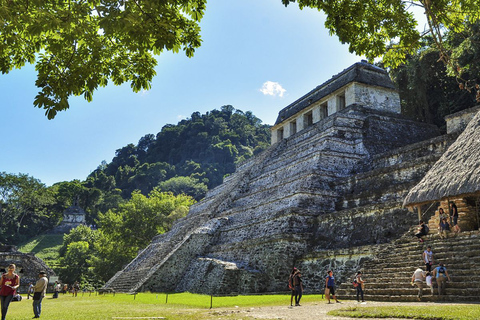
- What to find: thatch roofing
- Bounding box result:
[403,110,480,207]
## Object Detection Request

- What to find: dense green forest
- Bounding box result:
[86,105,271,200]
[1,105,271,246]
[2,106,271,285]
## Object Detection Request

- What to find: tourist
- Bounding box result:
[27,283,34,299]
[355,271,365,302]
[292,269,303,306]
[411,267,425,301]
[325,270,340,304]
[415,220,428,242]
[0,264,20,320]
[32,271,48,319]
[439,217,450,239]
[62,283,68,294]
[438,207,448,221]
[425,272,434,296]
[53,281,61,299]
[450,202,461,234]
[73,281,80,297]
[288,267,296,307]
[422,246,434,272]
[433,263,451,296]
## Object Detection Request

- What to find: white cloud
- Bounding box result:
[260,81,286,98]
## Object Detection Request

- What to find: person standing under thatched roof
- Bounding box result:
[449,202,461,234]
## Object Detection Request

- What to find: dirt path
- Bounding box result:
[205,300,442,320]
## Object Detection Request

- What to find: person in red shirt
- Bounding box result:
[0,264,20,320]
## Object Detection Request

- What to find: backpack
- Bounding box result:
[438,266,446,274]
[353,278,358,288]
[424,224,430,234]
[288,274,293,290]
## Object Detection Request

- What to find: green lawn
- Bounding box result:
[9,292,295,320]
[17,234,63,268]
[7,292,480,320]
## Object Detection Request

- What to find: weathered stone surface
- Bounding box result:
[103,102,446,295]
[0,250,55,293]
[336,230,480,302]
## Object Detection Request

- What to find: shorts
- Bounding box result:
[327,286,335,295]
[453,216,458,226]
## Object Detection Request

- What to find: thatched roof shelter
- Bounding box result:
[403,110,480,207]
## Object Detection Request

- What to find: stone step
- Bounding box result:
[337,287,480,297]
[335,293,479,302]
[346,280,480,289]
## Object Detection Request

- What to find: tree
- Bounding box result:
[59,241,91,284]
[58,225,100,284]
[158,176,208,201]
[0,172,56,243]
[90,189,195,281]
[283,0,480,96]
[0,0,206,118]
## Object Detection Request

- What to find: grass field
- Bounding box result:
[6,292,480,320]
[329,305,480,319]
[17,233,64,268]
[8,292,301,320]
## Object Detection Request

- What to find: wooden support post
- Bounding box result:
[210,295,213,309]
[417,206,422,221]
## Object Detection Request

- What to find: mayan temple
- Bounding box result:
[103,61,480,300]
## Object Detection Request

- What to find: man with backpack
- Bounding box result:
[433,263,451,296]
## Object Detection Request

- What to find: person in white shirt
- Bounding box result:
[411,268,425,300]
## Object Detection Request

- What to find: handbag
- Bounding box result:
[33,292,42,300]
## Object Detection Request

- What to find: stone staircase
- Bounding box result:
[103,105,447,294]
[336,229,480,302]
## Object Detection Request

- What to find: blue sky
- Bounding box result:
[1,0,366,186]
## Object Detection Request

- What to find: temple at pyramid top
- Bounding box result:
[271,60,400,144]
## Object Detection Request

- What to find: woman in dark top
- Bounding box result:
[415,220,428,242]
[450,201,461,233]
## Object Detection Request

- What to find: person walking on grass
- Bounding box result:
[288,267,297,307]
[32,271,48,319]
[292,269,303,306]
[325,270,340,304]
[0,264,20,320]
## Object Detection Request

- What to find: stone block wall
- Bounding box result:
[104,105,447,294]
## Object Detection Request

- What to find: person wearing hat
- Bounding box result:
[32,271,48,318]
